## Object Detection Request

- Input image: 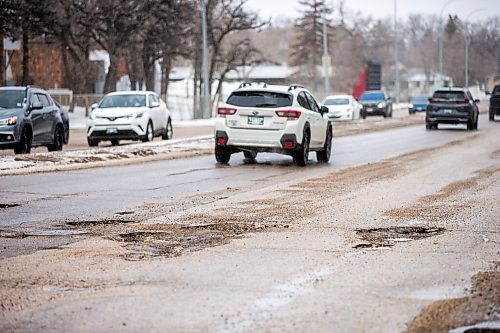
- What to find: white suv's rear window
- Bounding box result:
[227,91,292,108]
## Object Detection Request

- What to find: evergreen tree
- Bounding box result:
[289,0,331,89]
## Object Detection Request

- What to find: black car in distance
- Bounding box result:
[0,86,66,154]
[426,88,479,131]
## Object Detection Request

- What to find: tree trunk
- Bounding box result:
[104,52,118,93]
[21,28,31,85]
[0,34,4,86]
[161,55,172,98]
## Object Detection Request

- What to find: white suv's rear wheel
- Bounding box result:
[215,145,231,164]
[293,130,309,167]
[316,127,332,163]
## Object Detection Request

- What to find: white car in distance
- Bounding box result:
[87,91,172,146]
[215,83,332,166]
[322,94,361,121]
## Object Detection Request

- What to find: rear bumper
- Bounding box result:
[426,112,472,124]
[490,104,500,115]
[215,130,300,155]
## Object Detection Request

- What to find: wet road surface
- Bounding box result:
[0,117,489,230]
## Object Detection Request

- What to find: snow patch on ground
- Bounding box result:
[0,136,214,175]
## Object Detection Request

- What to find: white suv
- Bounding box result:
[87,91,172,146]
[215,83,332,166]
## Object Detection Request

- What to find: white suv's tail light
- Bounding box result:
[275,110,301,120]
[218,107,237,117]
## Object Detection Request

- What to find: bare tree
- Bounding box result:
[76,0,148,93]
[0,0,53,85]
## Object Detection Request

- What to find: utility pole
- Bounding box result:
[200,0,210,119]
[322,1,330,96]
[394,0,400,103]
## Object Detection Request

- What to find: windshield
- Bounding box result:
[432,91,466,100]
[0,90,25,110]
[411,96,428,103]
[226,91,292,108]
[324,98,349,105]
[99,94,146,108]
[360,92,384,101]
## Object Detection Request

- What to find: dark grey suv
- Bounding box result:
[0,86,65,154]
[426,88,479,130]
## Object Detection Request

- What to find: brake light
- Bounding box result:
[217,107,237,117]
[456,99,469,104]
[282,140,295,149]
[276,110,301,120]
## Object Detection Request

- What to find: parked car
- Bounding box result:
[426,88,479,130]
[408,95,429,114]
[359,90,392,119]
[215,83,332,166]
[54,101,70,144]
[489,84,500,121]
[322,94,360,121]
[87,91,172,146]
[0,86,65,154]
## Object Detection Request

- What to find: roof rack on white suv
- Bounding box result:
[288,84,304,91]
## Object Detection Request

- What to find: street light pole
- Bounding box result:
[464,8,486,88]
[322,2,330,96]
[200,0,210,119]
[438,0,459,76]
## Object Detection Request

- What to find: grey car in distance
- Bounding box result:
[0,86,65,154]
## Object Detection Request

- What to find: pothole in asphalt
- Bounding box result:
[0,203,21,209]
[66,219,136,226]
[354,226,446,248]
[111,222,267,261]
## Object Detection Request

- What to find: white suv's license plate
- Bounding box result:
[106,128,118,134]
[248,116,264,125]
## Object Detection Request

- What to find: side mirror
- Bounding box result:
[150,101,160,108]
[387,97,392,100]
[30,101,43,110]
[90,103,98,110]
[474,99,480,104]
[320,105,329,115]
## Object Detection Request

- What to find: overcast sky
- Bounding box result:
[244,0,499,23]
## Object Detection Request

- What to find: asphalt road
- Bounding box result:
[1,115,499,332]
[0,119,481,231]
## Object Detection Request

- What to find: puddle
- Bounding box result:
[114,211,135,216]
[66,219,136,226]
[0,230,26,238]
[354,226,446,248]
[0,203,21,209]
[24,230,88,237]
